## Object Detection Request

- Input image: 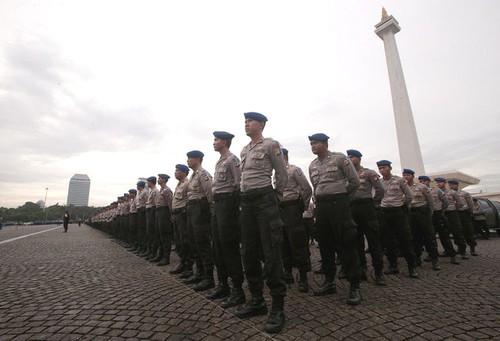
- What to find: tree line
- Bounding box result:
[0,202,102,225]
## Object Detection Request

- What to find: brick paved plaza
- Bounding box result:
[1,224,499,340]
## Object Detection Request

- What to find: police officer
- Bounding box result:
[234,112,287,334]
[376,160,418,278]
[308,134,362,305]
[346,149,386,286]
[184,150,215,292]
[136,181,149,257]
[122,193,131,245]
[157,174,174,266]
[436,178,468,259]
[448,179,478,256]
[279,147,312,293]
[472,198,489,240]
[145,176,160,260]
[403,169,440,271]
[418,176,460,265]
[170,164,192,277]
[128,189,139,251]
[209,131,246,308]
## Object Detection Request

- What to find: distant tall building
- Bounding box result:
[67,174,91,206]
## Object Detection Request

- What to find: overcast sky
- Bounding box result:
[1,1,499,208]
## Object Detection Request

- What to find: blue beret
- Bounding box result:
[137,181,146,188]
[117,196,123,199]
[175,164,190,174]
[346,149,362,158]
[111,201,118,205]
[158,173,170,180]
[244,112,268,122]
[282,148,288,155]
[447,179,459,185]
[376,160,392,167]
[418,175,430,182]
[213,131,234,140]
[147,176,157,183]
[187,150,204,158]
[129,189,137,194]
[402,168,415,175]
[434,177,446,183]
[123,193,129,197]
[308,133,329,141]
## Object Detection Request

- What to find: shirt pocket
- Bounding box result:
[251,151,266,167]
[217,169,227,182]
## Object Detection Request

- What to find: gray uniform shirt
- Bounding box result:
[240,137,287,196]
[457,189,474,211]
[172,179,189,211]
[281,164,313,208]
[443,188,463,211]
[430,186,449,211]
[129,197,137,213]
[213,151,241,194]
[354,166,384,202]
[380,175,413,208]
[309,151,360,197]
[137,188,148,209]
[187,168,214,204]
[158,185,173,212]
[146,187,159,209]
[409,182,434,209]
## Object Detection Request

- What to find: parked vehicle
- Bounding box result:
[475,197,500,236]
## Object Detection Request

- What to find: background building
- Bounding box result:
[67,174,91,206]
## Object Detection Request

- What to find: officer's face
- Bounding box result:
[436,181,445,189]
[175,169,186,180]
[419,179,430,187]
[158,177,165,185]
[403,173,414,182]
[310,140,327,155]
[213,137,225,152]
[378,166,391,177]
[187,157,198,169]
[245,118,263,137]
[449,183,458,191]
[349,155,360,167]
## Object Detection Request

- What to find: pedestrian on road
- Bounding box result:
[63,211,69,232]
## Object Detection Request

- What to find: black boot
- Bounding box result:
[384,264,399,275]
[450,255,460,265]
[169,263,186,275]
[346,285,362,306]
[298,271,309,293]
[265,297,285,334]
[313,281,336,296]
[283,271,294,284]
[206,283,230,300]
[408,266,419,279]
[470,246,478,256]
[431,259,441,271]
[182,272,204,284]
[374,271,387,286]
[221,287,246,308]
[194,273,215,292]
[234,295,267,319]
[179,268,193,279]
[157,257,170,266]
[150,254,162,263]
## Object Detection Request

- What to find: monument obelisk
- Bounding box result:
[375,8,425,175]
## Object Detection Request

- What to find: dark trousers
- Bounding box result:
[409,208,439,260]
[473,219,489,239]
[173,210,191,266]
[211,193,244,287]
[444,210,467,253]
[279,201,311,273]
[315,194,360,286]
[137,208,147,249]
[380,207,416,268]
[157,207,174,260]
[432,210,456,256]
[351,199,384,274]
[187,199,214,277]
[240,190,286,299]
[146,208,156,253]
[63,221,69,232]
[457,210,477,248]
[129,213,138,245]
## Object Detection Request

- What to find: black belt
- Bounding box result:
[172,208,186,215]
[240,186,274,202]
[411,206,428,212]
[381,206,403,213]
[146,207,154,211]
[280,199,302,208]
[351,198,374,205]
[214,191,239,201]
[187,198,208,205]
[156,206,169,211]
[130,212,138,215]
[315,193,347,203]
[137,207,146,212]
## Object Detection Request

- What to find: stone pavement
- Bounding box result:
[0,224,499,340]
